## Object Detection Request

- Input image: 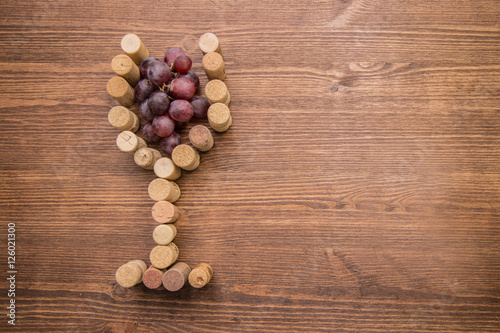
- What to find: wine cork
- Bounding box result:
[189,125,214,152]
[121,34,149,65]
[199,33,222,56]
[188,263,213,288]
[205,79,230,105]
[153,224,177,245]
[107,76,135,106]
[111,54,140,86]
[171,144,200,171]
[128,260,147,277]
[207,103,232,132]
[134,147,162,170]
[108,106,140,132]
[142,265,165,289]
[154,157,181,180]
[149,243,179,269]
[116,131,147,154]
[115,260,146,288]
[162,262,191,292]
[152,200,180,224]
[148,178,181,202]
[202,52,226,81]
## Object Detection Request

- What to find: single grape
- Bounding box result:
[173,55,192,73]
[139,99,155,121]
[168,99,194,122]
[164,47,186,66]
[142,122,161,143]
[169,77,196,100]
[177,70,200,91]
[159,131,182,155]
[134,79,157,102]
[189,96,210,118]
[175,121,189,130]
[147,90,170,116]
[139,57,158,79]
[152,114,175,138]
[147,60,172,86]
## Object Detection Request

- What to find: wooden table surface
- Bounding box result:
[0,0,499,332]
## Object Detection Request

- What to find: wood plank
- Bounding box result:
[0,0,499,331]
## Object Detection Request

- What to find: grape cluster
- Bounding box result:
[136,48,211,155]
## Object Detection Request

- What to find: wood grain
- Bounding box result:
[0,0,499,332]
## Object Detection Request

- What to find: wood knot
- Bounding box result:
[349,62,387,72]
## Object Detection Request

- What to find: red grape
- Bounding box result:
[139,100,155,121]
[169,77,196,100]
[134,78,157,102]
[164,47,186,66]
[189,96,210,118]
[173,55,192,73]
[142,122,161,143]
[159,131,181,155]
[175,121,189,130]
[152,114,175,138]
[178,70,200,91]
[147,60,171,86]
[147,90,170,116]
[169,99,193,122]
[139,57,157,79]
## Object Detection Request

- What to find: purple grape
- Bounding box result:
[159,131,181,155]
[139,100,155,121]
[175,121,189,130]
[164,47,186,66]
[173,55,192,73]
[152,114,175,138]
[178,70,200,91]
[139,57,158,79]
[147,90,170,116]
[169,77,196,100]
[134,79,157,102]
[189,96,210,118]
[147,61,172,86]
[168,99,194,122]
[142,122,161,143]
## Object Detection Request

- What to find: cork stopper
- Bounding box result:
[162,262,191,292]
[121,34,149,65]
[188,263,213,288]
[205,79,230,105]
[207,103,233,132]
[116,131,147,154]
[115,260,145,288]
[142,266,165,289]
[202,52,226,81]
[149,243,179,269]
[152,200,180,224]
[153,157,181,180]
[189,125,214,152]
[106,76,135,106]
[153,224,177,245]
[199,33,222,55]
[134,147,162,170]
[171,144,200,171]
[108,106,140,132]
[148,178,181,202]
[111,54,140,86]
[128,260,147,276]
